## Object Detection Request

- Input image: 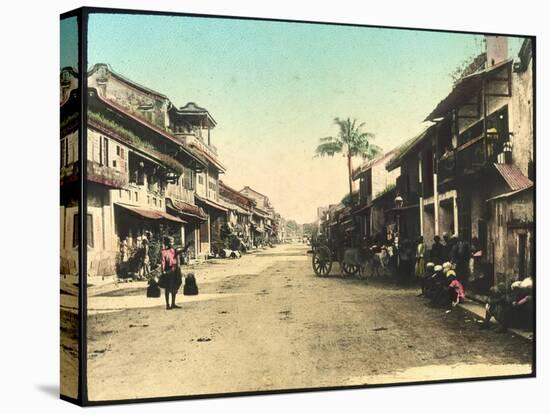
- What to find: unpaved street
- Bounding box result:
[85,244,532,401]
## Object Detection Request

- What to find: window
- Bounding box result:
[103,137,109,166]
[116,145,120,156]
[135,191,138,202]
[198,174,204,185]
[112,160,117,168]
[183,168,195,190]
[100,137,109,166]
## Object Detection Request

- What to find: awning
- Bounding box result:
[166,198,207,221]
[389,204,420,212]
[486,183,533,202]
[115,203,186,223]
[195,194,228,213]
[252,209,270,220]
[493,163,533,192]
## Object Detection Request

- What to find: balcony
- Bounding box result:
[87,160,128,189]
[114,181,167,211]
[174,133,218,158]
[456,135,500,176]
[166,184,195,204]
[436,135,501,187]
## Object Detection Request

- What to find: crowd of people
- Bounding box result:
[405,233,533,332]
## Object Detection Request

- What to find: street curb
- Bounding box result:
[457,301,533,342]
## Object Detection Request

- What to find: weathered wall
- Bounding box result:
[88,65,170,130]
[488,189,533,286]
[510,58,534,177]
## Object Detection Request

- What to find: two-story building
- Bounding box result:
[352,150,400,242]
[219,181,255,248]
[168,102,227,257]
[240,186,278,246]
[60,63,227,283]
[385,36,534,288]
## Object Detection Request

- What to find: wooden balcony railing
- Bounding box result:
[87,160,128,189]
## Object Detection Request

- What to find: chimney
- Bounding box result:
[485,35,508,67]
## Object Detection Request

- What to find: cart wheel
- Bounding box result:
[312,246,332,276]
[342,263,359,277]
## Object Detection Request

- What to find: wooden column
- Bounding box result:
[418,154,424,237]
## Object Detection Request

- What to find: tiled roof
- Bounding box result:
[494,163,533,191]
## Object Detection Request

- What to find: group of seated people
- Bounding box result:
[419,261,465,309]
[480,277,533,332]
[419,261,533,332]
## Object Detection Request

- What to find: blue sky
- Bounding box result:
[60,17,78,69]
[78,13,525,223]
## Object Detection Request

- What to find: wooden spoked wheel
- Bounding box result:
[312,246,332,276]
[342,263,360,277]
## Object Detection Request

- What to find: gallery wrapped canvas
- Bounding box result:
[60,7,535,406]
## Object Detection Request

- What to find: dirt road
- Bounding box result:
[85,244,533,401]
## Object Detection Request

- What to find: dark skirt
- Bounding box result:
[159,268,182,292]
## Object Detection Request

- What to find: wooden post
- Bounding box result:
[418,154,424,237]
[482,78,488,164]
[453,195,459,237]
[433,139,439,237]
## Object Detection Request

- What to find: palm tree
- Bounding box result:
[315,117,382,202]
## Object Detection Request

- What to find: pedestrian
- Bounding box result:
[136,238,150,280]
[442,232,451,263]
[445,262,465,307]
[418,262,434,297]
[452,236,470,287]
[429,264,448,307]
[399,239,413,282]
[430,235,445,265]
[160,236,182,310]
[415,236,426,279]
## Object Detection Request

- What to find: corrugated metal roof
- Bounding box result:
[494,163,533,191]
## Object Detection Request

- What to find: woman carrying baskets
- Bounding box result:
[160,236,183,310]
